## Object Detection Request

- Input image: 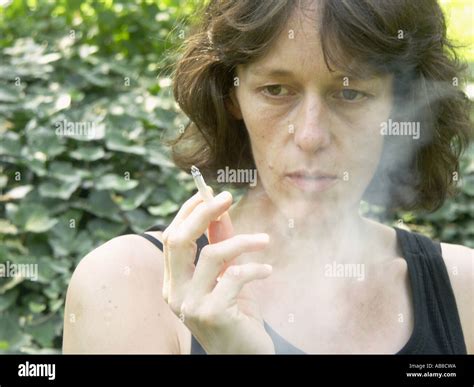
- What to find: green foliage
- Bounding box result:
[440,0,474,62]
[0,0,199,353]
[405,152,474,245]
[0,0,472,354]
[361,144,474,247]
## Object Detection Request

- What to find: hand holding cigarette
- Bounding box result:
[159,166,274,353]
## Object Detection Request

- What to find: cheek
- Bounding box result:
[337,100,392,181]
[239,105,289,189]
[239,93,287,157]
[242,102,284,135]
[237,86,392,172]
[237,85,293,131]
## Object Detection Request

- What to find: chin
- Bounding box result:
[274,197,334,223]
[258,175,357,220]
[278,186,362,222]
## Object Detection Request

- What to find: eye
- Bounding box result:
[261,85,292,98]
[333,89,369,102]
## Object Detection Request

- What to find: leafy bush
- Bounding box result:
[0,0,200,353]
[0,0,472,353]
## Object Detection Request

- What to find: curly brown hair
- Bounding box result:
[170,0,472,212]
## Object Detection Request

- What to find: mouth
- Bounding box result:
[285,172,339,193]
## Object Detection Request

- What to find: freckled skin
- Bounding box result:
[230,6,393,223]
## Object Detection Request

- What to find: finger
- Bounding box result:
[175,191,233,244]
[164,228,201,313]
[164,239,196,304]
[187,233,269,299]
[210,263,273,306]
[165,191,232,308]
[163,187,212,240]
[163,191,201,301]
[162,187,212,302]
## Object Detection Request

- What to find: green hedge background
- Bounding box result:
[0,0,472,353]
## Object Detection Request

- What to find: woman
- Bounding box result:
[63,0,473,354]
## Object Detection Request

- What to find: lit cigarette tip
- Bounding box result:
[191,165,214,203]
[191,165,201,177]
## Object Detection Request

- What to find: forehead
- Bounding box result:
[243,7,323,75]
[240,4,381,82]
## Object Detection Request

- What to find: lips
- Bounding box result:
[285,171,338,192]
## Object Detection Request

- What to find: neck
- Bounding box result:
[230,185,379,269]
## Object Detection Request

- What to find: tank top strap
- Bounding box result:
[394,227,467,354]
[139,225,209,266]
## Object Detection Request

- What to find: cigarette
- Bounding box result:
[191,165,214,202]
[191,166,225,278]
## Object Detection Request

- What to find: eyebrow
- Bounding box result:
[249,67,295,77]
[248,66,380,81]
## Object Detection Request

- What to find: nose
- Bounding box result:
[293,93,331,153]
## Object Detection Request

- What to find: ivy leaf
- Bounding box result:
[124,209,157,233]
[38,179,81,200]
[87,219,127,241]
[148,200,179,217]
[95,174,139,192]
[49,161,89,183]
[83,190,122,221]
[105,131,147,155]
[24,316,62,349]
[0,185,33,201]
[115,185,154,211]
[11,203,58,233]
[70,146,106,161]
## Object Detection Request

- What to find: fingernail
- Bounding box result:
[263,264,273,273]
[255,233,270,243]
[215,191,231,202]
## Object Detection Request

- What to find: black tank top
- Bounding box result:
[138,226,467,354]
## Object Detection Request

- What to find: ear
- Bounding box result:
[226,88,243,120]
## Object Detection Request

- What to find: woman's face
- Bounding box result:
[232,7,394,221]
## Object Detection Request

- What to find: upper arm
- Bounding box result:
[62,233,182,354]
[440,242,474,354]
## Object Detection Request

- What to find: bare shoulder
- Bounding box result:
[62,232,186,354]
[440,242,474,354]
